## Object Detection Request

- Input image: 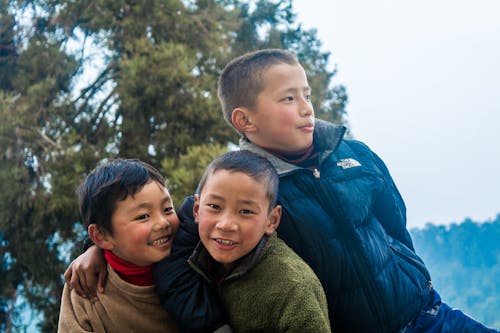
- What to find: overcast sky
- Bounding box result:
[294,0,500,229]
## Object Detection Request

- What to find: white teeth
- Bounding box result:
[216,239,235,245]
[151,236,170,246]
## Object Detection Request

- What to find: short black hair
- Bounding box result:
[197,150,279,212]
[77,158,166,234]
[217,48,299,135]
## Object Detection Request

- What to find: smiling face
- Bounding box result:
[194,169,281,269]
[96,180,179,267]
[234,62,315,154]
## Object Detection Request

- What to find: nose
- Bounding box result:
[154,213,172,231]
[299,96,313,117]
[216,213,237,232]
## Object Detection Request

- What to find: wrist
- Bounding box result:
[82,237,95,252]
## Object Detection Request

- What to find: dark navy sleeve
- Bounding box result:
[154,195,228,333]
[369,147,415,251]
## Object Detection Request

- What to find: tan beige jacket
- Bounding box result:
[58,264,180,333]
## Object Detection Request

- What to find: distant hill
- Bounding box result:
[409,214,500,329]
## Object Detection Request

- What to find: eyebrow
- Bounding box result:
[127,194,172,213]
[204,194,260,207]
[237,199,260,207]
[282,86,311,94]
[204,193,225,202]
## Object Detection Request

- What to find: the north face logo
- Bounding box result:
[336,158,361,169]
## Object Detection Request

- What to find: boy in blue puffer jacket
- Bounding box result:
[211,48,498,333]
[65,49,498,333]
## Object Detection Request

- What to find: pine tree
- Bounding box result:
[1,1,347,330]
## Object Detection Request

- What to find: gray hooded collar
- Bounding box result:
[239,119,346,175]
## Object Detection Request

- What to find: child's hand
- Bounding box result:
[64,245,107,301]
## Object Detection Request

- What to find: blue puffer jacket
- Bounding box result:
[240,119,432,333]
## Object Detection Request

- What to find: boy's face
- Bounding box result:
[193,169,281,269]
[101,180,179,266]
[238,63,314,153]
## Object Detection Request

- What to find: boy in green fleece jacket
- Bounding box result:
[185,149,330,333]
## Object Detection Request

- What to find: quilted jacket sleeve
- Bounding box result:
[368,145,415,251]
[153,195,230,333]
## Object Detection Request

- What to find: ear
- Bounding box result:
[88,224,114,250]
[231,107,257,133]
[193,194,201,224]
[264,205,282,235]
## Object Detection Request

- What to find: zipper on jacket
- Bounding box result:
[313,168,321,178]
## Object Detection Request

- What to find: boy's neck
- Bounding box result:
[104,250,154,286]
[264,144,319,169]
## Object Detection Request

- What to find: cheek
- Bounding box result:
[240,225,263,242]
[125,225,151,243]
[197,221,210,240]
[272,110,296,128]
[170,217,180,233]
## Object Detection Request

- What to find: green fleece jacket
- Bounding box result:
[188,234,331,333]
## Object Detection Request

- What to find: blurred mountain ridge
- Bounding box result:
[410,214,500,328]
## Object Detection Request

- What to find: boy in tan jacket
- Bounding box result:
[58,158,180,333]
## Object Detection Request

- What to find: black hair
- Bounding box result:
[197,150,279,212]
[217,48,299,135]
[77,158,166,234]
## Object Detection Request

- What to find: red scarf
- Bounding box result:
[104,250,154,286]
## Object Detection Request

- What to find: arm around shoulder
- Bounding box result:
[58,284,96,333]
[154,195,229,333]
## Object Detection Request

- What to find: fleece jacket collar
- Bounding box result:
[188,235,270,284]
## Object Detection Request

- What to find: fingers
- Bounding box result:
[80,269,92,299]
[63,262,74,286]
[69,268,86,298]
[65,260,96,301]
[63,246,107,303]
[82,270,98,302]
[97,269,108,294]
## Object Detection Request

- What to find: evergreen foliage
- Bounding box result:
[1,0,347,331]
[6,1,497,331]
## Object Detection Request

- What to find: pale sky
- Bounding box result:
[294,0,500,229]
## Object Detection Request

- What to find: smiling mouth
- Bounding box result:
[148,235,171,246]
[215,238,236,245]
